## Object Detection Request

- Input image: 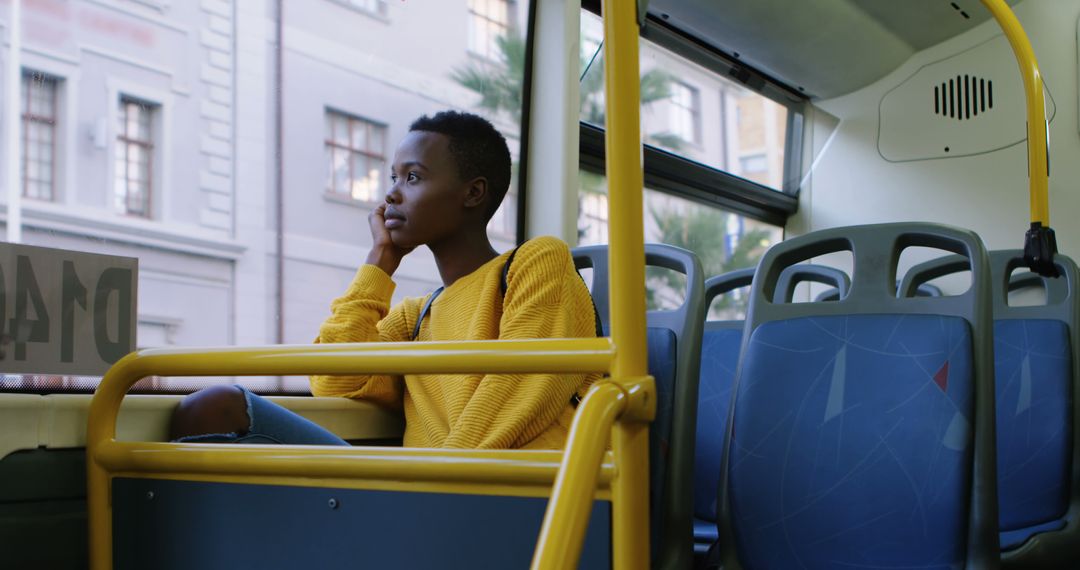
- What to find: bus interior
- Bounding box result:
[1,0,1078,568]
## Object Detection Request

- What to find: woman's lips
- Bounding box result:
[384,208,405,230]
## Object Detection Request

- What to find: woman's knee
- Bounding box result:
[169,385,250,441]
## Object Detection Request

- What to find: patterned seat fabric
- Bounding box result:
[729,314,974,568]
[994,319,1073,549]
[645,327,677,553]
[692,327,743,545]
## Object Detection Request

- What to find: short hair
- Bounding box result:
[409,111,511,221]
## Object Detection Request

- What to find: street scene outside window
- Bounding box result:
[0,1,790,392]
[575,11,786,319]
[0,0,529,393]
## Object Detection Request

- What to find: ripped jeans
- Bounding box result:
[174,385,350,446]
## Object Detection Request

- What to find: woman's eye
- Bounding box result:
[407,173,419,182]
[390,175,398,183]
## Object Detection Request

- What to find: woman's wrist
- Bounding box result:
[365,246,402,276]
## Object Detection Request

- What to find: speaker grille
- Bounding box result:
[934,75,992,120]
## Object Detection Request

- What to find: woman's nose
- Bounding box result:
[384,184,401,204]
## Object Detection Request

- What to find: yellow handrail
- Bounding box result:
[88,2,654,570]
[87,340,618,569]
[600,0,653,567]
[532,382,628,569]
[980,0,1049,226]
[531,0,653,567]
[604,0,647,383]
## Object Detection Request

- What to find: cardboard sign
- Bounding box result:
[0,243,138,376]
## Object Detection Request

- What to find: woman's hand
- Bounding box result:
[366,204,414,276]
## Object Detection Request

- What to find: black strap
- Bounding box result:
[499,245,520,296]
[410,286,444,341]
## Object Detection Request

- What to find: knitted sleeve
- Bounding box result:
[309,264,421,411]
[442,236,600,449]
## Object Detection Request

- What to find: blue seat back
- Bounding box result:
[815,280,941,302]
[716,223,997,570]
[573,244,704,570]
[694,268,754,526]
[902,251,1079,559]
[694,265,850,524]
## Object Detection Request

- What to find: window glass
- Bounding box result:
[1,0,531,394]
[467,0,510,60]
[342,0,389,17]
[324,110,386,203]
[577,169,781,318]
[114,98,155,217]
[580,10,791,191]
[21,72,58,201]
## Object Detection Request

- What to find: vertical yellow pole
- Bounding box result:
[87,360,127,570]
[531,383,627,569]
[604,0,646,381]
[87,449,111,570]
[980,0,1049,226]
[611,414,651,569]
[602,0,651,569]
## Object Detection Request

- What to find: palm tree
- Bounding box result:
[646,205,772,316]
[451,32,683,150]
[452,30,773,312]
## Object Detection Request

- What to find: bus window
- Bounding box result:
[0,0,533,395]
[577,170,781,317]
[579,9,795,192]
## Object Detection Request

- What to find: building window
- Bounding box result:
[739,153,768,174]
[337,0,388,17]
[114,97,155,217]
[578,190,609,245]
[21,71,58,201]
[325,110,386,203]
[668,82,700,144]
[467,0,509,60]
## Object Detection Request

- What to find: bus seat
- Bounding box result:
[574,244,705,570]
[901,251,1080,566]
[692,264,849,560]
[815,280,941,302]
[713,223,998,569]
[775,263,852,304]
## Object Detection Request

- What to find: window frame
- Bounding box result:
[467,0,511,61]
[21,70,59,202]
[331,0,389,19]
[115,96,157,218]
[667,80,700,145]
[323,108,388,204]
[106,80,171,221]
[738,152,769,175]
[576,3,807,227]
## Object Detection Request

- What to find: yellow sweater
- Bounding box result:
[311,236,600,449]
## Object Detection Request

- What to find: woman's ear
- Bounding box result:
[463,177,489,210]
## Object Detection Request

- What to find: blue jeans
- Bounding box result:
[174,385,350,446]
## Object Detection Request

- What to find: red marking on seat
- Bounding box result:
[933,361,950,392]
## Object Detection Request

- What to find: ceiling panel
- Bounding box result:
[646,0,1023,99]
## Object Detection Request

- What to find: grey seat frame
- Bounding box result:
[902,250,1080,567]
[693,264,850,558]
[573,243,705,570]
[715,223,999,570]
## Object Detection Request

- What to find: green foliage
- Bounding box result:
[452,30,765,311]
[450,32,686,152]
[646,205,772,316]
[450,34,528,122]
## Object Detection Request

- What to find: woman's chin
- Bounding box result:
[388,230,419,250]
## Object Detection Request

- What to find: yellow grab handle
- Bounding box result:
[980,0,1049,226]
